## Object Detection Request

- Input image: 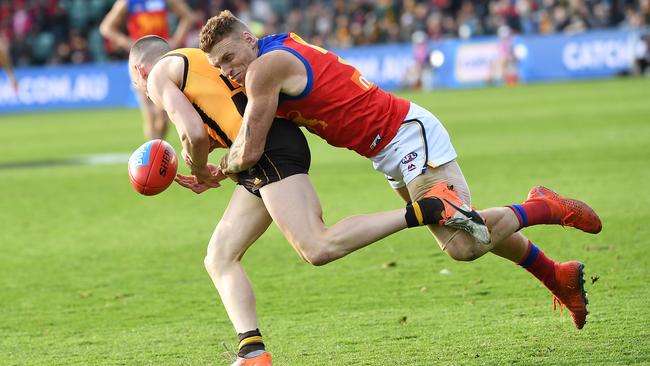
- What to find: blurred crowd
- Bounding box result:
[1,0,649,66]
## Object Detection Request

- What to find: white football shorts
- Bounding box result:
[370,102,457,189]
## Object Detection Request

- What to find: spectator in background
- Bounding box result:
[39,1,69,46]
[69,29,90,64]
[457,1,483,38]
[11,0,33,41]
[516,0,538,34]
[425,11,445,40]
[99,0,196,141]
[588,2,611,29]
[50,40,72,65]
[1,0,649,69]
[620,3,646,29]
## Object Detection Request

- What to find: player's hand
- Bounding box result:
[206,164,238,183]
[193,163,227,187]
[176,164,228,194]
[174,174,217,194]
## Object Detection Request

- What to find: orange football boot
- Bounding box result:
[525,186,602,234]
[423,183,491,244]
[551,261,588,329]
[231,351,272,366]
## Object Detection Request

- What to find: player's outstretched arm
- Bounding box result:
[167,0,197,49]
[220,53,289,175]
[147,58,221,187]
[99,0,133,51]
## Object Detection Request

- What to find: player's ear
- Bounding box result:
[135,64,147,79]
[242,31,256,47]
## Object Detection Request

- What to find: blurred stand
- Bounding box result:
[0,0,648,108]
[1,0,649,67]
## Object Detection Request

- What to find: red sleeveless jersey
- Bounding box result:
[126,0,170,40]
[257,33,410,157]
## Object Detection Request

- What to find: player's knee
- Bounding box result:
[297,245,331,266]
[203,254,219,278]
[444,237,481,262]
[306,251,331,266]
[203,244,238,278]
[301,232,347,266]
[292,238,333,266]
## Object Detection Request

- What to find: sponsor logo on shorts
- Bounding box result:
[401,151,418,164]
[407,163,417,172]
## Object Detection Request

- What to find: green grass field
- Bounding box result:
[1,78,649,365]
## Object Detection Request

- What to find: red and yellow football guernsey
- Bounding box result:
[257,33,410,157]
[127,0,170,40]
[162,48,247,149]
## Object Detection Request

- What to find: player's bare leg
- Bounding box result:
[150,103,169,139]
[406,161,600,258]
[260,174,408,265]
[395,183,526,260]
[405,161,598,328]
[137,90,169,140]
[203,186,273,363]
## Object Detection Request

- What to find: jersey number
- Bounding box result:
[289,33,373,92]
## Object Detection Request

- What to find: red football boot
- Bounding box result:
[551,261,589,329]
[231,351,272,366]
[525,186,602,234]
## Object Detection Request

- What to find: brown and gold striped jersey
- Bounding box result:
[162,48,247,148]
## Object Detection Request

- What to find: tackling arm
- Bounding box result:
[219,55,286,175]
[99,0,133,51]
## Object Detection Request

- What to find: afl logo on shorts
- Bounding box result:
[401,151,418,164]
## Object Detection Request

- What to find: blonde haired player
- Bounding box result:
[199,9,603,349]
[129,35,488,366]
[100,0,196,140]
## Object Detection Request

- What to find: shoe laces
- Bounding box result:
[222,342,238,363]
[553,295,564,312]
[560,211,575,226]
